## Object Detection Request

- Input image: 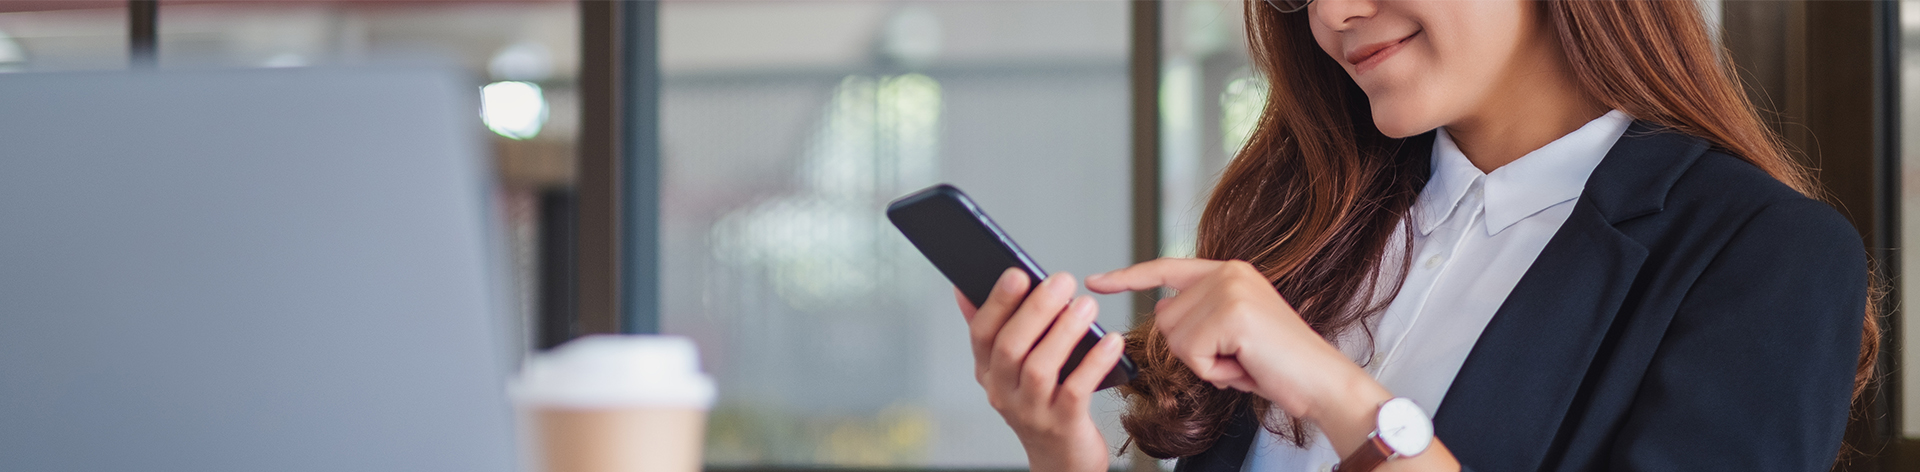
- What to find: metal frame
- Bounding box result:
[1874,1,1910,469]
[572,0,661,339]
[619,0,660,335]
[129,0,155,68]
[576,0,625,336]
[1129,3,1164,472]
[1132,0,1164,303]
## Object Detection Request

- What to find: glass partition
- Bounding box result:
[658,1,1133,467]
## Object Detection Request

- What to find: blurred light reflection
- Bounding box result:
[710,74,942,313]
[1220,72,1267,156]
[481,80,548,140]
[0,29,24,71]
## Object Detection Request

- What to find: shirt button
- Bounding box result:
[1318,463,1335,472]
[1424,254,1444,269]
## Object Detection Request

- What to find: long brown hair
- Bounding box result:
[1117,0,1880,460]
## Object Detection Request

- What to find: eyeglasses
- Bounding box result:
[1263,0,1313,14]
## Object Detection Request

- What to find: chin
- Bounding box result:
[1369,114,1433,139]
[1366,100,1441,139]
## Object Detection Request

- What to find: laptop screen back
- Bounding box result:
[0,68,519,472]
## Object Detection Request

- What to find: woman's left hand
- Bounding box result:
[1085,258,1392,458]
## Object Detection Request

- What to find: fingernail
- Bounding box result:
[1078,296,1097,321]
[1106,334,1124,351]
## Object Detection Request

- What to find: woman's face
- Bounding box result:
[1307,0,1549,138]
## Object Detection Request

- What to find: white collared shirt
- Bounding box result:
[1244,110,1635,472]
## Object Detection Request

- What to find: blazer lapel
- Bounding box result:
[1430,123,1706,471]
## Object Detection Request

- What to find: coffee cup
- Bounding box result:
[513,335,716,472]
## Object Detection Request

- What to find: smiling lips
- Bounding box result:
[1347,31,1418,75]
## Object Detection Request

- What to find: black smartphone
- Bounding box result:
[886,184,1139,391]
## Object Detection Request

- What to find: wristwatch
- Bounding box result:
[1334,397,1433,472]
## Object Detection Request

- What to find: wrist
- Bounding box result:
[1018,427,1110,472]
[1303,367,1394,459]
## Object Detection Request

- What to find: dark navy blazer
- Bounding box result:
[1173,123,1868,472]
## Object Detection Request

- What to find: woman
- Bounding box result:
[953,0,1876,471]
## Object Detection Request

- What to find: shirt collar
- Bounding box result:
[1413,109,1634,236]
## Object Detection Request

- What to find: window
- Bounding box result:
[658,1,1132,467]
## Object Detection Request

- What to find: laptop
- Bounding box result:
[0,68,519,472]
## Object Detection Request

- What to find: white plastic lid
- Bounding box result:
[511,335,717,409]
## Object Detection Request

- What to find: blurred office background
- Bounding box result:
[658,2,1131,466]
[0,1,1135,468]
[8,0,1920,470]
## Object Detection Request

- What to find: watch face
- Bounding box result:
[1376,397,1433,456]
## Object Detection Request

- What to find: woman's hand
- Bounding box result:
[1086,259,1380,419]
[1087,258,1414,463]
[957,268,1126,472]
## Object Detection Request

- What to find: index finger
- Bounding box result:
[954,287,977,321]
[1084,257,1221,294]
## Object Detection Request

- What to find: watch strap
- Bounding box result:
[1333,434,1392,472]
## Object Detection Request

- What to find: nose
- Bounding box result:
[1310,0,1378,31]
